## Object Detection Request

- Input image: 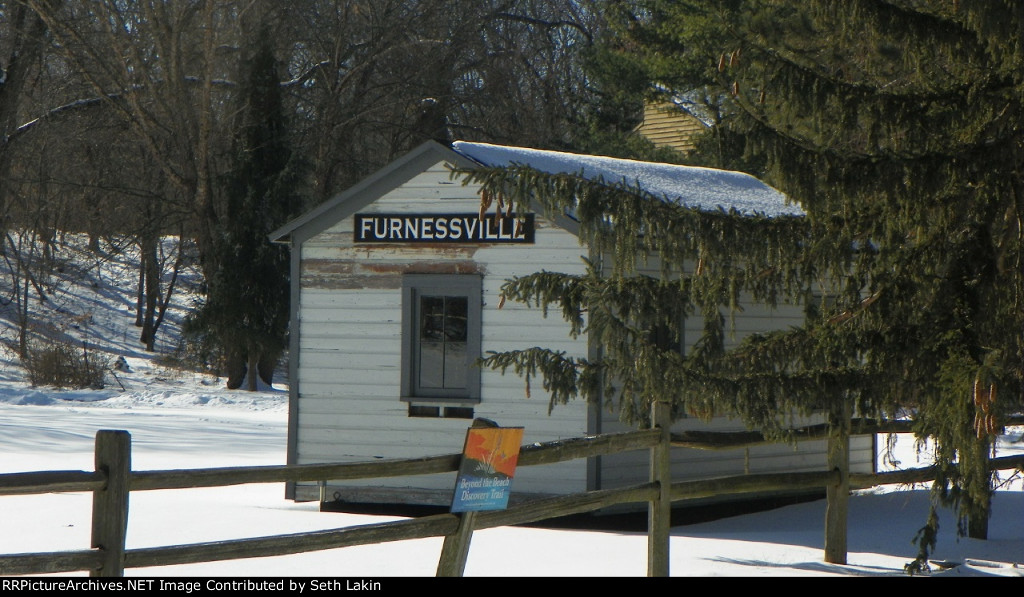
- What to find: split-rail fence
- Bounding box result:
[2,408,1022,577]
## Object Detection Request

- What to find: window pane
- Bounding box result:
[420,297,445,341]
[419,296,469,390]
[444,297,468,341]
[419,341,444,388]
[444,342,467,388]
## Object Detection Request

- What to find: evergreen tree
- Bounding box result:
[188,30,299,391]
[459,1,1024,572]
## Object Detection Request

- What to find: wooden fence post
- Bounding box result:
[824,402,850,565]
[648,400,671,577]
[91,430,131,577]
[436,511,477,577]
[437,417,497,577]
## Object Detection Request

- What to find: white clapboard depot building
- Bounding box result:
[270,140,876,507]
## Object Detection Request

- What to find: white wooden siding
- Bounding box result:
[598,295,875,489]
[291,154,873,506]
[598,414,876,493]
[293,160,591,503]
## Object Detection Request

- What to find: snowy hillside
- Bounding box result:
[0,233,286,410]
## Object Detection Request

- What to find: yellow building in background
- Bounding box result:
[634,101,710,154]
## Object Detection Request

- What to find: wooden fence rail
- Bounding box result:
[2,418,1023,577]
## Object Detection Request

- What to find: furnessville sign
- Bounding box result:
[354,213,535,244]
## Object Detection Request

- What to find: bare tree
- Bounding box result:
[279,0,602,203]
[6,0,605,384]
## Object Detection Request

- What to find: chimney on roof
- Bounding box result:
[413,97,451,145]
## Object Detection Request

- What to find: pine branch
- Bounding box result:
[479,347,598,415]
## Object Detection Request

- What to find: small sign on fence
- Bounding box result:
[450,424,524,513]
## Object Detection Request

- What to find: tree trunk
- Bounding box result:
[257,349,280,387]
[150,237,185,346]
[16,253,30,360]
[135,259,145,328]
[967,506,990,539]
[0,3,51,194]
[247,351,259,391]
[966,436,991,540]
[227,347,276,391]
[139,235,159,351]
[225,346,247,390]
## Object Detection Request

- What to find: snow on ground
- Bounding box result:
[2,388,1021,578]
[0,235,1021,577]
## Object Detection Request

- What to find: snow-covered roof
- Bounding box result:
[451,141,804,218]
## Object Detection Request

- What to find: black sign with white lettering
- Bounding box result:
[354,213,535,244]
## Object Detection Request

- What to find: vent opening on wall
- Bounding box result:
[408,405,475,419]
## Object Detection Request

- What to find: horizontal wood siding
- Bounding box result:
[598,415,876,491]
[598,276,877,491]
[292,154,866,506]
[293,160,590,503]
[635,102,708,153]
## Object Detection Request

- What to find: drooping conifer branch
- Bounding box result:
[464,1,1024,570]
[454,160,857,431]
